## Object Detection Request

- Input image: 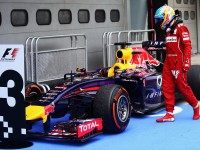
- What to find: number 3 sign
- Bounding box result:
[0,45,26,141]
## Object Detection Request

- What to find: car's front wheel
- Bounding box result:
[93,84,131,133]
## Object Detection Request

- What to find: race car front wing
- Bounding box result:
[27,118,103,142]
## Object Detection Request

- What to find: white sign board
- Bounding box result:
[0,45,26,141]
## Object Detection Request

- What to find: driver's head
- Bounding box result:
[154,4,175,30]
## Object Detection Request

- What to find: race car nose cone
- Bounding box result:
[26,105,47,123]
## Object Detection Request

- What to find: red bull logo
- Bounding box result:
[44,104,55,115]
[129,47,160,68]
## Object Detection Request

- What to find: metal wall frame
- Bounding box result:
[25,34,87,83]
[102,29,156,67]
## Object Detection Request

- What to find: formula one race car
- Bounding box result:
[25,41,200,141]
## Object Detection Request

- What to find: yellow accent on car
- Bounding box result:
[108,48,136,77]
[26,105,48,123]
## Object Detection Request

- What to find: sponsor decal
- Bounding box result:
[129,47,160,68]
[171,70,180,79]
[44,103,55,115]
[46,93,58,96]
[182,32,190,41]
[166,36,177,43]
[146,90,162,100]
[183,37,190,41]
[150,41,165,46]
[77,119,102,138]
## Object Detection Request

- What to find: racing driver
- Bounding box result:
[154,5,199,122]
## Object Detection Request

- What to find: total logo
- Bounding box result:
[77,119,103,138]
[78,121,99,133]
[0,48,19,61]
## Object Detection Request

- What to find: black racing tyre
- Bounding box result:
[187,65,200,100]
[93,84,131,133]
[25,81,43,104]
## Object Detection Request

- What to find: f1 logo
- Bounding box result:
[1,48,19,59]
[2,48,12,58]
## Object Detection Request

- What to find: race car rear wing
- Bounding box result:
[142,41,166,51]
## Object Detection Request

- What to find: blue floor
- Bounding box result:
[14,104,200,150]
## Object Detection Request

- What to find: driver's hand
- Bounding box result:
[183,60,190,72]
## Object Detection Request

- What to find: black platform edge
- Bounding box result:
[0,140,33,149]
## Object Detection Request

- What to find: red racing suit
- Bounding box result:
[162,21,198,113]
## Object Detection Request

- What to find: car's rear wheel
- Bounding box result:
[93,84,131,133]
[188,65,200,100]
